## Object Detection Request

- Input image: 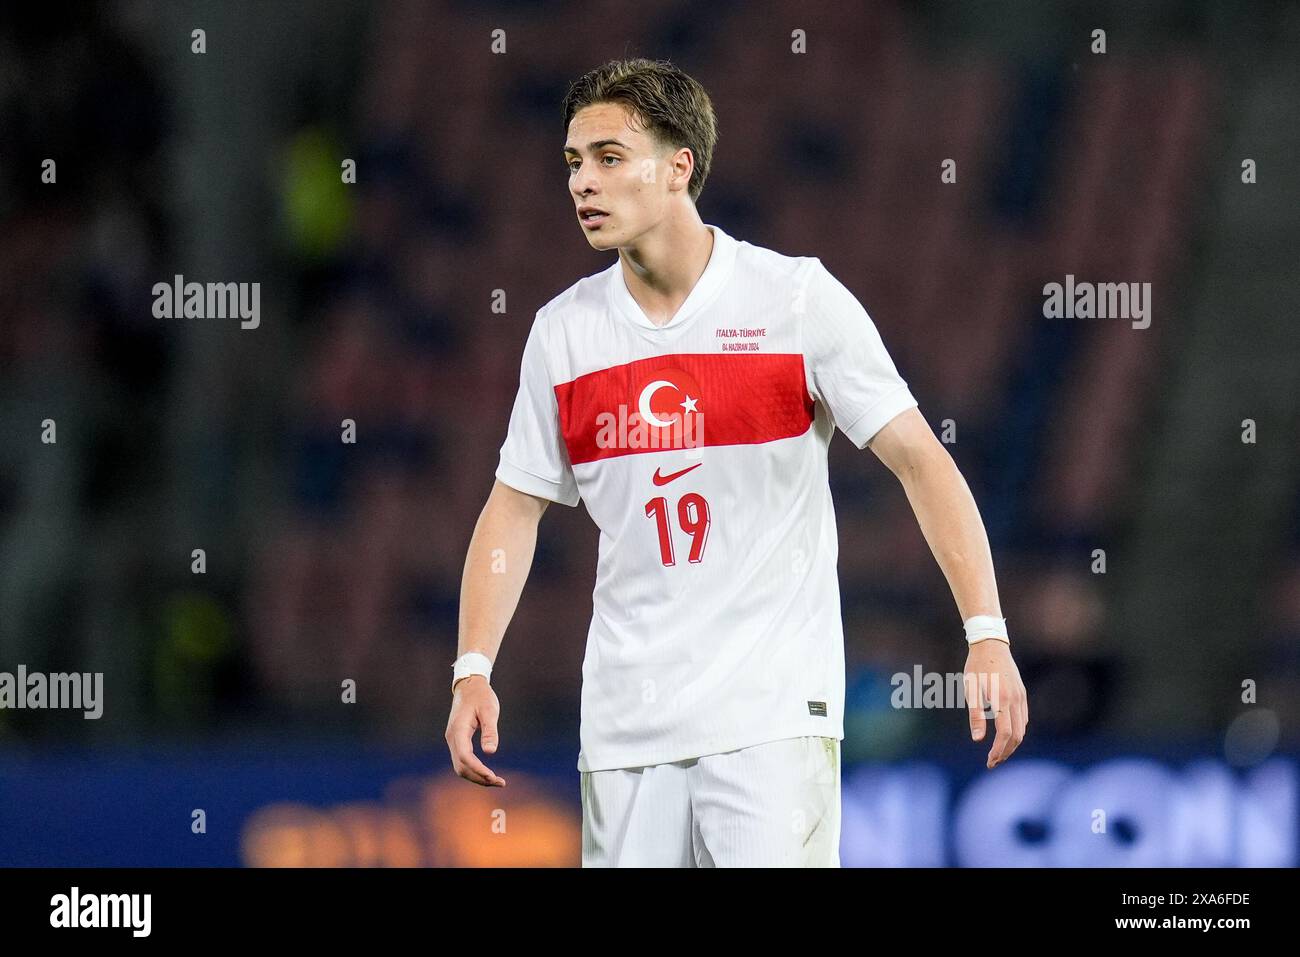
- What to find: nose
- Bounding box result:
[572,164,599,201]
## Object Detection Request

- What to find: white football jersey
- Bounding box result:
[496,223,919,772]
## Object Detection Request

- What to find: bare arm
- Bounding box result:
[445,478,550,787]
[867,408,1001,621]
[456,478,549,671]
[867,407,1028,768]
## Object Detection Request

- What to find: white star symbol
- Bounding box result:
[680,394,699,413]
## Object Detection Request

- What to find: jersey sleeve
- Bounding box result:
[800,258,919,449]
[495,314,582,506]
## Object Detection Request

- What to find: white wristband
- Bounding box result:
[452,652,493,691]
[964,615,1009,646]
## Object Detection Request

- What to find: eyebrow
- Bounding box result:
[563,139,630,155]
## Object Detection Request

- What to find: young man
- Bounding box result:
[446,58,1028,867]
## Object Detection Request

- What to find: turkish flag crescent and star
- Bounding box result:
[555,353,815,465]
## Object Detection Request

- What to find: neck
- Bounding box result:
[618,209,714,327]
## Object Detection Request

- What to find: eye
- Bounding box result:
[601,154,620,166]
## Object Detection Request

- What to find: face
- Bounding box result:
[564,102,688,249]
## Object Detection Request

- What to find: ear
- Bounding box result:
[670,145,695,192]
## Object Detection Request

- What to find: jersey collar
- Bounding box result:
[608,223,737,333]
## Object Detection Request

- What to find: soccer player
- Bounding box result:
[446,58,1028,867]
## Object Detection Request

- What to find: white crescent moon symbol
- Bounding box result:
[638,380,678,428]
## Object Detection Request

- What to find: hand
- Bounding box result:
[445,675,507,787]
[964,640,1028,769]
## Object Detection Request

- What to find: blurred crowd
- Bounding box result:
[1,1,1296,756]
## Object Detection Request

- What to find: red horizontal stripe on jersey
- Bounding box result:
[555,353,814,465]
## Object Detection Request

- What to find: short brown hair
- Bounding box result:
[562,58,717,203]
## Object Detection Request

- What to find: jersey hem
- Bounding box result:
[842,385,919,449]
[495,457,580,507]
[576,723,846,773]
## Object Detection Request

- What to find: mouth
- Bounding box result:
[579,209,610,229]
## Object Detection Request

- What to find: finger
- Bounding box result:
[964,670,987,741]
[480,708,500,755]
[466,760,506,787]
[995,677,1028,766]
[458,746,506,787]
[987,706,1013,768]
[995,705,1026,765]
[448,722,505,787]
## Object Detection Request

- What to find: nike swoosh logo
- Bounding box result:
[652,463,703,486]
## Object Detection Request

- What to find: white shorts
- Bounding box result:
[580,735,841,867]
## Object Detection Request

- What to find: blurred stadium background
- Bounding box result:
[1,0,1297,866]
